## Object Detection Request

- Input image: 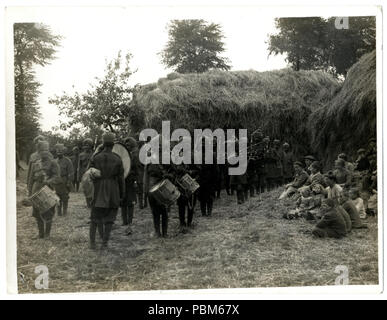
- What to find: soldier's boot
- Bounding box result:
[97,222,104,240]
[200,202,207,216]
[89,222,97,250]
[144,195,149,209]
[121,206,128,226]
[45,220,52,239]
[102,223,113,249]
[128,205,134,225]
[62,200,68,216]
[207,200,213,217]
[153,214,162,237]
[138,193,144,209]
[187,209,194,228]
[36,219,45,239]
[161,216,168,238]
[57,201,63,216]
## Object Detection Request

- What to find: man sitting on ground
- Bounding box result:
[312,199,347,239]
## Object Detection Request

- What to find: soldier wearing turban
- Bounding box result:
[30,141,60,239]
[55,143,74,216]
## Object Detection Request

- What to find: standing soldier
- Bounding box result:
[89,132,125,250]
[246,136,258,197]
[250,130,265,195]
[79,138,94,207]
[282,142,294,184]
[70,146,80,192]
[197,139,219,215]
[171,150,199,231]
[229,138,248,205]
[145,144,173,238]
[263,136,277,191]
[272,139,283,188]
[121,137,139,235]
[30,141,60,239]
[27,135,46,196]
[55,144,74,216]
[137,139,149,209]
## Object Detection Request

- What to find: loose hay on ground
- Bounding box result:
[16,179,378,293]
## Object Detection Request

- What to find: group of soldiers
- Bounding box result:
[25,130,377,248]
[279,138,377,239]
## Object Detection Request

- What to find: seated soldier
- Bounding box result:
[284,186,315,220]
[312,199,347,239]
[333,158,352,188]
[349,187,366,219]
[355,148,370,172]
[279,161,309,200]
[323,171,343,205]
[341,190,367,229]
[304,155,316,175]
[338,153,355,173]
[305,161,324,186]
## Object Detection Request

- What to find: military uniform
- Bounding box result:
[70,148,80,191]
[312,208,347,239]
[173,163,199,228]
[30,149,60,239]
[146,163,171,237]
[89,138,125,249]
[121,140,139,228]
[282,146,294,184]
[198,163,218,215]
[55,147,74,216]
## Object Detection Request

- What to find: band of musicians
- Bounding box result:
[25,127,377,250]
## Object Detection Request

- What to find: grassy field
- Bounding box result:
[16,177,379,293]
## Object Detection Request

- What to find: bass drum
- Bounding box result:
[112,143,131,178]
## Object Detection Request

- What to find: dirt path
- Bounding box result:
[16,182,378,293]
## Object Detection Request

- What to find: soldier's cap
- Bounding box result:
[124,136,138,149]
[83,138,93,146]
[283,142,290,147]
[304,155,316,161]
[33,135,46,145]
[335,158,345,167]
[102,132,115,144]
[73,146,79,152]
[293,161,304,167]
[338,153,347,160]
[55,143,65,152]
[310,161,321,170]
[37,141,49,152]
[324,171,336,182]
[357,148,366,154]
[273,139,280,144]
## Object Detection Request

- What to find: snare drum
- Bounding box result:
[149,179,180,206]
[29,185,59,214]
[177,173,200,194]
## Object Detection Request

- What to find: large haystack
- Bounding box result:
[309,50,376,163]
[132,69,339,155]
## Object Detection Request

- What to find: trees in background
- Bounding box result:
[268,17,376,77]
[160,20,231,73]
[49,52,138,141]
[14,23,61,159]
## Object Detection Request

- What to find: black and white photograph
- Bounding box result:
[3,2,383,297]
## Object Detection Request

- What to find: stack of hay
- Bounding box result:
[309,50,376,164]
[132,68,340,156]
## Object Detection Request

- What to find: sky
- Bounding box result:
[9,6,290,132]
